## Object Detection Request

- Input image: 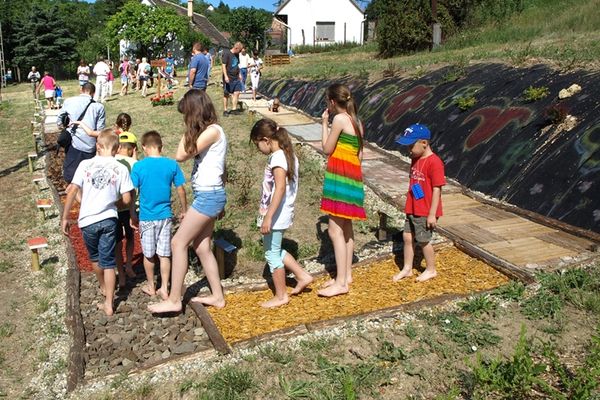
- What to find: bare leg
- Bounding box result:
[285,253,313,295]
[156,255,171,300]
[343,220,354,285]
[189,220,225,308]
[100,268,116,316]
[92,261,105,296]
[115,241,126,288]
[223,95,229,112]
[261,268,289,308]
[393,231,414,281]
[417,242,437,282]
[125,238,135,277]
[142,256,156,296]
[318,217,350,297]
[148,208,215,313]
[232,91,240,110]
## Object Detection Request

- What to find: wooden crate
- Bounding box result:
[264,54,290,66]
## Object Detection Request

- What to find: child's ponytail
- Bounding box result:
[250,118,296,182]
[326,83,363,154]
[115,113,132,132]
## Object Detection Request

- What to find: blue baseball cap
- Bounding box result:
[396,123,431,145]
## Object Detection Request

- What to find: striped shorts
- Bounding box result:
[139,218,172,258]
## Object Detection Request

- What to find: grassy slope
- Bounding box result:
[264,0,600,81]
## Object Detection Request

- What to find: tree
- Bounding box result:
[228,7,272,51]
[105,1,189,58]
[205,1,232,31]
[12,4,78,75]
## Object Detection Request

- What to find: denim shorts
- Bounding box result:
[81,218,118,269]
[223,79,242,95]
[191,188,227,218]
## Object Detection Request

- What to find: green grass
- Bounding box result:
[265,0,600,81]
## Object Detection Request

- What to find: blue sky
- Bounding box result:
[84,0,371,12]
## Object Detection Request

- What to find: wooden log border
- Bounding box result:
[189,302,231,354]
[42,128,86,392]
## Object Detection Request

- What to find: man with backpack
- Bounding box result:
[57,82,106,185]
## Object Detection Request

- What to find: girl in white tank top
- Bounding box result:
[148,90,228,314]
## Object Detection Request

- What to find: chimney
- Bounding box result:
[187,0,193,19]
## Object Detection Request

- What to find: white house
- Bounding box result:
[274,0,366,49]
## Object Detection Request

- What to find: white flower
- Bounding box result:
[471,345,478,352]
[444,319,451,324]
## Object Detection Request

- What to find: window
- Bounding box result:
[316,22,335,41]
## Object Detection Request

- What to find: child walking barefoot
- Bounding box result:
[318,84,367,297]
[393,124,446,282]
[250,119,313,308]
[148,89,227,313]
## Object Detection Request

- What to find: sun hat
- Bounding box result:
[119,132,137,144]
[396,123,431,145]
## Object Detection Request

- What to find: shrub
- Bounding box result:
[522,85,550,102]
[376,0,432,58]
[293,42,363,55]
[455,95,477,111]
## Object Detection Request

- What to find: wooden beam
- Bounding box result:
[437,226,535,284]
[188,302,231,354]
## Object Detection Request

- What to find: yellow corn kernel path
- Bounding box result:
[208,247,510,343]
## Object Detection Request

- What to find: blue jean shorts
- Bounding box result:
[81,218,118,269]
[223,79,242,95]
[191,188,227,218]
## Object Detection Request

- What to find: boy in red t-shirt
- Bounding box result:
[394,124,446,282]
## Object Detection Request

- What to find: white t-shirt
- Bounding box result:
[93,62,110,78]
[137,62,150,77]
[258,150,299,230]
[72,156,134,228]
[239,53,251,69]
[250,58,263,77]
[191,124,227,191]
[77,66,90,81]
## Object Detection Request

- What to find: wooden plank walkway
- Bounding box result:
[241,98,599,277]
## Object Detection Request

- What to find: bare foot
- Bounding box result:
[321,276,352,289]
[141,284,156,296]
[125,267,136,278]
[147,299,182,314]
[261,295,289,308]
[189,295,226,309]
[291,275,314,295]
[317,284,349,297]
[393,268,413,282]
[416,269,437,282]
[97,302,114,316]
[156,287,169,301]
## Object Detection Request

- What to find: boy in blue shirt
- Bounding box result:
[131,131,187,300]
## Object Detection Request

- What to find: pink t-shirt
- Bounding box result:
[41,76,55,90]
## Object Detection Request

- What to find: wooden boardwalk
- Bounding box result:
[243,99,600,280]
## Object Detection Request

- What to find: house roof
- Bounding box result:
[148,0,230,48]
[274,0,364,15]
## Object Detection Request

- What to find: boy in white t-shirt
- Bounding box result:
[61,130,138,316]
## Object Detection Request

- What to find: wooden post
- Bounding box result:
[27,152,37,173]
[215,246,225,279]
[37,199,52,220]
[377,211,388,241]
[27,237,48,271]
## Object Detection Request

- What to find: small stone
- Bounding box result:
[96,316,108,326]
[171,342,195,355]
[109,358,122,367]
[108,334,122,344]
[119,305,132,313]
[161,350,171,359]
[122,358,134,368]
[194,328,204,336]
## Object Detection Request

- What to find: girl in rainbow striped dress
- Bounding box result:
[318,83,367,298]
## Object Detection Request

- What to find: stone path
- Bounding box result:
[243,99,599,277]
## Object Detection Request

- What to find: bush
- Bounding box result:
[375,0,457,58]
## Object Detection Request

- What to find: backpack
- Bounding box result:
[144,64,151,73]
